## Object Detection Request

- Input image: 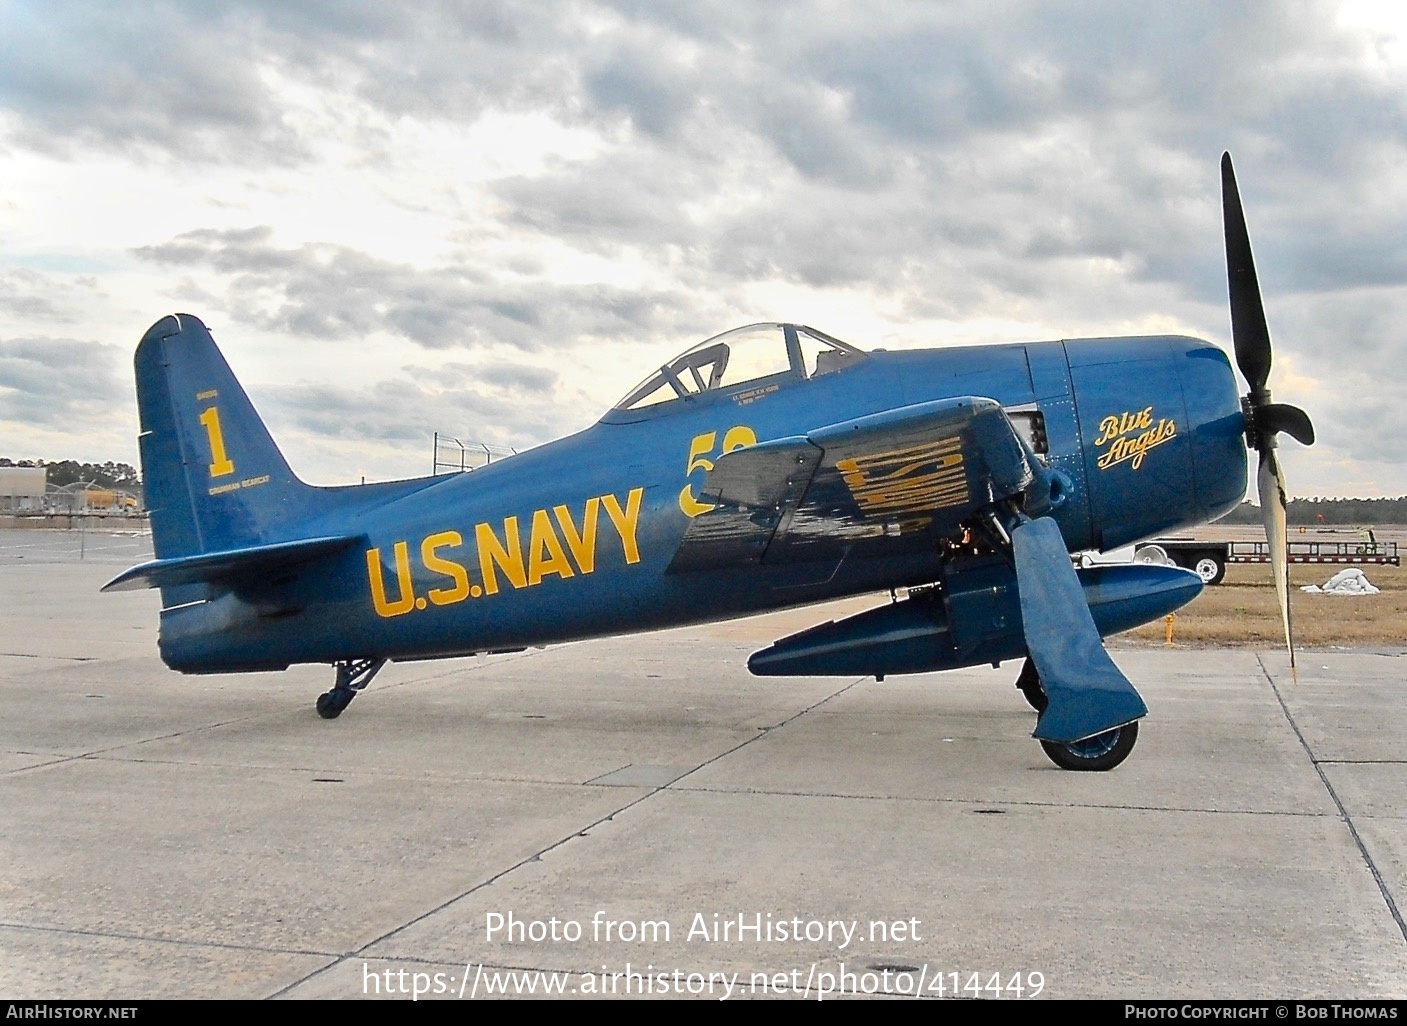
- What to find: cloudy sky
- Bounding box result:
[2,0,1404,497]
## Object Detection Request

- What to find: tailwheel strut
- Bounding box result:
[316,657,387,719]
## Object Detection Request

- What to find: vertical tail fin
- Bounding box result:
[136,314,312,559]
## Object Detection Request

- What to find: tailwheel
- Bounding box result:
[1014,657,1048,712]
[316,657,386,720]
[1039,721,1138,772]
[316,689,354,719]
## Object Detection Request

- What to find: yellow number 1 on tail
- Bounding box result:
[198,407,236,478]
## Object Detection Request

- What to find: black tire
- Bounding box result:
[316,691,348,719]
[1191,554,1226,586]
[1015,658,1048,713]
[1039,721,1138,771]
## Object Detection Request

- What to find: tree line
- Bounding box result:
[0,458,140,490]
[1217,497,1407,525]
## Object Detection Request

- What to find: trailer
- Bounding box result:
[1135,536,1401,585]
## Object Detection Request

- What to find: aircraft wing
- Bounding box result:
[668,397,1040,572]
[673,396,1148,745]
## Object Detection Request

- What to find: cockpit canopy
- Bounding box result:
[613,323,866,413]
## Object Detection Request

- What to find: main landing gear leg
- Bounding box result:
[316,657,386,720]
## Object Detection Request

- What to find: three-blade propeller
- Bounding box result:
[1221,152,1316,667]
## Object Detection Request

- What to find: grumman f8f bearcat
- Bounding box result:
[105,154,1314,771]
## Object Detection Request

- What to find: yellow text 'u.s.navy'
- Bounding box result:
[366,488,644,618]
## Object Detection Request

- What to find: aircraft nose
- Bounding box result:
[1176,340,1249,523]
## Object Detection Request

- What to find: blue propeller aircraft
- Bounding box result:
[104,154,1313,771]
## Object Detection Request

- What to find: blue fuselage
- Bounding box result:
[157,335,1246,672]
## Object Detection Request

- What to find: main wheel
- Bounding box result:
[1039,721,1138,771]
[1192,555,1226,585]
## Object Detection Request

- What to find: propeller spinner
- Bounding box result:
[1221,152,1316,666]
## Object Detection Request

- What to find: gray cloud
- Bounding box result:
[471,361,559,393]
[0,270,63,320]
[0,2,577,162]
[0,3,300,161]
[0,337,126,427]
[133,227,696,349]
[479,3,1395,312]
[5,1,1407,494]
[584,43,699,140]
[10,2,1405,301]
[260,373,564,455]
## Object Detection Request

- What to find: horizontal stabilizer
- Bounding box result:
[101,535,361,592]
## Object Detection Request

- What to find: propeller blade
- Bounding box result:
[1257,402,1316,447]
[1222,152,1273,395]
[1223,153,1310,670]
[1257,449,1295,668]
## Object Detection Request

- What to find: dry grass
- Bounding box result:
[1118,561,1407,648]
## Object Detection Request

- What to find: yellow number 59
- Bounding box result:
[678,425,756,517]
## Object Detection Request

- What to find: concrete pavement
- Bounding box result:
[1,531,1404,999]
